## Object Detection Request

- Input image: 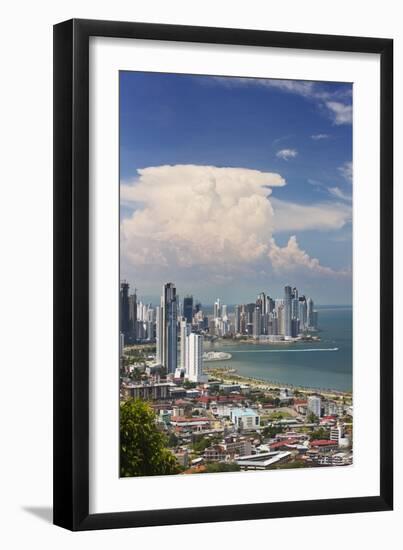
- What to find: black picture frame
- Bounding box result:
[53,18,393,531]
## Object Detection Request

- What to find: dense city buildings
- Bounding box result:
[120,281,320,350]
[119,280,350,476]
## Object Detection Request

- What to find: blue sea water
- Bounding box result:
[205,306,352,392]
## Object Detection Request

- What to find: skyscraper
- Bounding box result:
[307,297,314,328]
[180,318,190,371]
[214,298,221,319]
[156,305,163,363]
[128,291,137,341]
[257,292,266,315]
[266,295,275,314]
[183,295,193,324]
[120,281,130,337]
[160,283,178,374]
[186,333,206,383]
[284,285,292,338]
[235,305,241,334]
[253,306,262,338]
[298,296,307,330]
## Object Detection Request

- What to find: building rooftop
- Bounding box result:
[310,439,338,447]
[269,439,298,450]
[231,408,258,417]
[236,451,291,467]
[171,416,210,423]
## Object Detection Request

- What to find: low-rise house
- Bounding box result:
[170,416,210,429]
[219,383,241,394]
[230,408,260,431]
[293,399,308,415]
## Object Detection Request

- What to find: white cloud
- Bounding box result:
[271,198,351,232]
[210,77,352,126]
[311,133,330,140]
[325,101,353,125]
[121,164,347,282]
[121,165,285,270]
[338,161,353,182]
[276,148,298,160]
[268,236,350,277]
[259,79,316,97]
[211,77,316,98]
[327,186,352,202]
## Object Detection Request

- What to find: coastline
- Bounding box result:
[204,366,352,400]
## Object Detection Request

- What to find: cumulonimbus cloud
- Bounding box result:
[271,198,351,231]
[121,164,349,280]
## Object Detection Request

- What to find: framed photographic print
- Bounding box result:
[53,19,393,530]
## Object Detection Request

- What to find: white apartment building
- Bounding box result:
[186,333,207,383]
[307,395,322,417]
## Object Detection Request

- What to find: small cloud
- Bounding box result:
[311,134,330,140]
[328,186,352,202]
[338,161,353,183]
[307,178,326,193]
[325,101,352,125]
[276,148,298,161]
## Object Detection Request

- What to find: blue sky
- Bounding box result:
[120,71,352,305]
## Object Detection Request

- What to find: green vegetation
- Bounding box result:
[183,380,197,389]
[267,411,292,421]
[120,399,180,477]
[191,436,214,453]
[271,460,309,470]
[262,425,284,439]
[204,463,241,473]
[309,427,330,440]
[167,432,179,448]
[306,412,319,424]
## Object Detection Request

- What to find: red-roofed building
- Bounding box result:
[269,439,298,451]
[197,396,214,408]
[293,399,308,414]
[310,439,338,451]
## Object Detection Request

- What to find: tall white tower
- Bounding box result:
[186,333,207,383]
[180,318,190,371]
[307,297,314,328]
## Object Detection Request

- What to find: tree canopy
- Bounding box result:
[120,399,180,477]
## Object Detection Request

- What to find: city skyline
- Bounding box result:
[120,72,352,305]
[120,279,319,348]
[119,72,353,480]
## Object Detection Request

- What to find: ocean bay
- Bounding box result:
[205,306,352,392]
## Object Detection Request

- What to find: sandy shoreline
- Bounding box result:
[204,366,352,400]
